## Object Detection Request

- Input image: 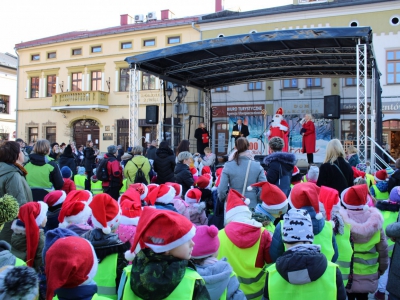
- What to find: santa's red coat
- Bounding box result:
[302,120,316,153]
[269,120,289,152]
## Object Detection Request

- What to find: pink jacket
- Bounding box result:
[173,197,190,221]
[188,202,208,226]
[116,224,137,247]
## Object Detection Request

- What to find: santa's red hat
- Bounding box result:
[44,190,66,207]
[58,200,92,228]
[185,188,202,203]
[201,166,211,175]
[195,175,211,189]
[248,181,288,210]
[89,194,121,234]
[341,185,369,210]
[374,169,388,182]
[125,207,195,261]
[292,166,300,176]
[45,236,98,300]
[352,166,366,179]
[64,190,93,204]
[213,168,223,189]
[225,189,250,221]
[129,183,148,200]
[289,183,322,219]
[119,188,142,225]
[319,186,340,221]
[165,182,182,197]
[275,107,284,115]
[190,167,198,177]
[13,202,48,267]
[146,184,175,205]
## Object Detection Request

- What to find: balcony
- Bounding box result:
[51,91,109,112]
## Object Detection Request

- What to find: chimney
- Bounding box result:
[215,0,223,12]
[161,9,175,20]
[120,14,133,26]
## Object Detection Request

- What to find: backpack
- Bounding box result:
[132,162,148,185]
[96,158,110,182]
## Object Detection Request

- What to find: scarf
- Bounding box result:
[14,163,28,177]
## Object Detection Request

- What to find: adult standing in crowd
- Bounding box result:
[116,145,124,162]
[153,141,176,184]
[300,114,316,164]
[176,139,191,162]
[194,122,210,156]
[58,144,77,176]
[317,139,354,195]
[124,146,152,185]
[102,145,123,200]
[174,151,194,197]
[218,137,266,208]
[145,140,158,161]
[75,144,85,166]
[263,137,296,197]
[84,140,96,189]
[49,142,60,161]
[15,138,29,164]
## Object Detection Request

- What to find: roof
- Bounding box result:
[0,53,17,69]
[15,16,199,50]
[125,26,375,90]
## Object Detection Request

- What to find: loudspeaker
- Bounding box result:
[324,95,340,119]
[146,105,159,124]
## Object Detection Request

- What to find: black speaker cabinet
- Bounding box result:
[146,105,159,124]
[323,95,341,119]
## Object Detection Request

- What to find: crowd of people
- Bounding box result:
[0,135,398,300]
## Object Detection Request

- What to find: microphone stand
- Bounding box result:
[256,128,267,154]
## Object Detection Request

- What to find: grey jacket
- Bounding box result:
[0,162,32,205]
[195,258,246,300]
[386,221,400,298]
[0,241,17,267]
[218,155,266,208]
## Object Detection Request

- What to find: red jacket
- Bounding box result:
[102,154,123,188]
[62,178,76,194]
[302,120,316,154]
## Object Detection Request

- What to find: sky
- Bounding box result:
[0,0,292,54]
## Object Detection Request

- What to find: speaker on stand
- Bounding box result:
[323,95,341,119]
[146,105,159,124]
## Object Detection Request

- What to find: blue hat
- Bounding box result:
[61,166,72,178]
[386,167,395,177]
[42,228,78,265]
[77,166,85,175]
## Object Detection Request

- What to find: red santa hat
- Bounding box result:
[129,183,149,200]
[248,181,288,210]
[44,190,66,207]
[125,207,195,261]
[214,168,223,188]
[45,236,98,300]
[58,200,92,228]
[185,188,202,204]
[89,194,121,234]
[14,202,48,267]
[352,166,366,179]
[275,107,284,115]
[119,188,142,226]
[374,169,388,182]
[190,167,198,176]
[201,166,211,175]
[195,175,211,190]
[165,182,182,197]
[146,184,176,206]
[341,185,369,210]
[225,189,250,221]
[288,182,323,219]
[64,190,93,204]
[319,186,340,221]
[292,166,300,176]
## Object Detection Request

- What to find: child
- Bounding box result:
[11,201,48,271]
[191,225,246,300]
[263,208,346,300]
[121,207,210,299]
[194,175,213,215]
[166,182,191,220]
[339,185,389,299]
[217,189,272,299]
[370,169,389,201]
[146,184,178,212]
[129,183,149,206]
[43,190,66,232]
[290,166,302,186]
[185,188,208,226]
[58,194,93,235]
[74,166,87,190]
[90,168,103,195]
[0,265,38,300]
[200,147,216,171]
[385,220,400,300]
[61,166,76,194]
[301,164,319,184]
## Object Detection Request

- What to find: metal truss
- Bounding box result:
[158,79,164,143]
[129,65,139,147]
[356,42,368,163]
[370,63,376,168]
[204,90,211,135]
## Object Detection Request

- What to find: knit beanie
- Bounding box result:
[288,183,322,219]
[386,167,395,177]
[89,194,121,234]
[0,194,19,227]
[44,190,67,207]
[77,166,86,175]
[61,166,72,179]
[191,225,220,259]
[282,208,314,244]
[389,186,400,203]
[107,145,117,154]
[42,228,79,265]
[0,265,38,300]
[307,165,320,181]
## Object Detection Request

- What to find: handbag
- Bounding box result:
[242,160,252,195]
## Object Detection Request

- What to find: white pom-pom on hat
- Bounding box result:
[315,212,323,220]
[247,186,253,191]
[244,198,250,205]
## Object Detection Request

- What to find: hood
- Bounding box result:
[301,206,325,235]
[224,222,262,248]
[376,200,400,212]
[0,162,20,177]
[0,241,16,267]
[29,153,48,166]
[263,152,296,167]
[104,153,116,159]
[55,283,97,300]
[375,181,389,193]
[156,147,174,158]
[174,162,189,174]
[276,245,327,285]
[340,206,383,240]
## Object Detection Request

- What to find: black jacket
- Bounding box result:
[146,146,157,161]
[174,163,194,197]
[388,169,400,194]
[232,124,249,139]
[317,157,354,195]
[116,148,124,162]
[263,152,296,196]
[154,148,176,184]
[83,147,96,172]
[59,154,77,176]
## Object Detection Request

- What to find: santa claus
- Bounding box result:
[266,108,289,152]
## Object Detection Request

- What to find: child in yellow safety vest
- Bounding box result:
[74,166,88,191]
[263,208,347,300]
[370,169,389,201]
[301,164,319,184]
[91,168,103,195]
[121,207,210,299]
[0,265,38,299]
[339,184,389,299]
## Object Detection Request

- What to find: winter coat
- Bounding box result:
[0,162,33,205]
[263,245,346,300]
[386,221,400,298]
[219,154,266,208]
[59,154,77,176]
[263,152,296,197]
[370,181,389,199]
[116,224,137,247]
[130,248,211,300]
[124,155,151,185]
[66,224,92,236]
[54,283,99,300]
[49,150,60,161]
[188,202,208,226]
[201,153,216,168]
[83,147,96,172]
[302,120,316,154]
[339,207,389,293]
[145,146,157,161]
[195,257,246,300]
[348,153,360,167]
[173,198,191,220]
[388,169,400,193]
[0,241,19,267]
[154,147,176,184]
[174,163,194,197]
[155,202,178,213]
[25,153,64,190]
[44,204,62,233]
[116,148,124,162]
[317,157,354,195]
[270,206,339,263]
[62,177,76,194]
[102,153,123,188]
[195,127,210,154]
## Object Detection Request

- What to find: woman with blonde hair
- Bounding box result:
[317,139,354,194]
[346,145,360,167]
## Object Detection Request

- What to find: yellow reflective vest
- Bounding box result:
[119,179,128,196]
[353,230,380,276]
[371,185,389,201]
[366,174,376,188]
[218,228,266,300]
[381,210,398,257]
[54,293,110,300]
[267,261,338,300]
[94,253,118,300]
[74,174,87,190]
[91,180,103,195]
[15,257,26,266]
[335,223,352,286]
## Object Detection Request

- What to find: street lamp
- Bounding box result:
[166,84,188,148]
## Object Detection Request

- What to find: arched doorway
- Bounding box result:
[73,119,100,148]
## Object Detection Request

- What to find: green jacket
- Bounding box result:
[0,162,33,205]
[124,155,151,185]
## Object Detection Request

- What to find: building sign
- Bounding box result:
[139,91,161,104]
[382,101,400,113]
[212,105,265,117]
[341,102,371,114]
[278,100,323,116]
[298,0,328,4]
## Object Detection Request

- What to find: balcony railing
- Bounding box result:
[51,90,109,112]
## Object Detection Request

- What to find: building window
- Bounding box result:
[121,42,132,49]
[345,78,357,86]
[47,52,56,59]
[91,71,102,91]
[215,86,229,92]
[387,50,400,84]
[91,46,102,53]
[119,68,130,91]
[29,127,38,143]
[31,77,39,98]
[306,78,321,87]
[168,36,180,44]
[47,75,56,97]
[142,72,156,90]
[248,82,262,90]
[72,48,82,56]
[283,79,298,88]
[143,39,155,47]
[46,127,57,144]
[0,95,9,114]
[31,54,40,61]
[72,72,82,91]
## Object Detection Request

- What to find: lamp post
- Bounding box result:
[166,84,188,149]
